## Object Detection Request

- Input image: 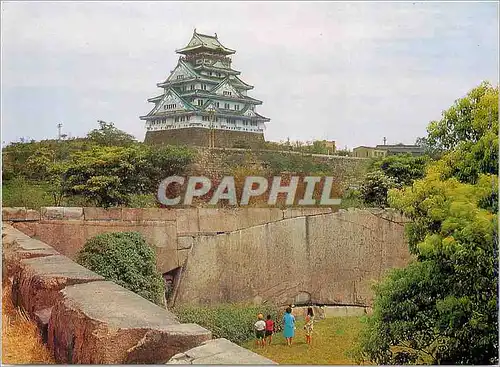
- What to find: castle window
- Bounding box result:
[224,103,230,109]
[215,102,220,108]
[177,75,184,80]
[234,104,240,110]
[217,72,221,77]
[190,84,195,90]
[175,117,179,122]
[202,84,207,90]
[223,91,232,96]
[197,99,203,106]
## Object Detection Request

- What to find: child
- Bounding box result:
[304,307,314,345]
[265,314,274,345]
[254,314,266,348]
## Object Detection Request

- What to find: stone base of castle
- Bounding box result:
[144,128,265,148]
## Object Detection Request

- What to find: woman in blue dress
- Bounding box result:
[282,307,295,346]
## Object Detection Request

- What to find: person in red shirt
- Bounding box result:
[265,314,274,345]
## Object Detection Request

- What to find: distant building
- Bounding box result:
[141,29,270,148]
[352,146,387,158]
[375,143,425,156]
[321,140,336,153]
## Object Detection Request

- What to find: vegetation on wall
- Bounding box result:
[76,232,165,306]
[354,82,498,365]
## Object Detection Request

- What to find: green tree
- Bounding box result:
[426,81,497,152]
[63,145,193,207]
[86,120,136,147]
[24,147,55,180]
[373,154,429,186]
[360,170,398,208]
[355,82,498,365]
[76,232,165,306]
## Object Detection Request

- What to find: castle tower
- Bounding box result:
[141,30,270,148]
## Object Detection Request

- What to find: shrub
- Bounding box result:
[360,170,398,208]
[173,303,280,345]
[76,232,165,306]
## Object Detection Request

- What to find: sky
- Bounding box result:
[1,1,498,149]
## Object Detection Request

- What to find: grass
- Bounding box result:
[243,316,368,365]
[2,283,55,364]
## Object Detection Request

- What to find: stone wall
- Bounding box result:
[187,147,369,193]
[144,128,265,149]
[2,223,275,364]
[3,206,332,274]
[175,208,411,307]
[4,206,411,308]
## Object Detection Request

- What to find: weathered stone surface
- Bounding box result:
[2,226,60,279]
[63,207,84,220]
[176,217,310,305]
[12,221,37,237]
[41,207,65,220]
[176,210,410,306]
[156,248,180,274]
[15,255,104,316]
[167,338,277,364]
[177,236,194,250]
[122,208,177,222]
[83,207,122,221]
[34,307,53,343]
[48,281,211,364]
[176,208,200,233]
[145,127,265,149]
[26,209,41,221]
[2,207,28,221]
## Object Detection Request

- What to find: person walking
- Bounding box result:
[265,315,274,345]
[254,314,266,348]
[283,307,295,346]
[304,307,315,345]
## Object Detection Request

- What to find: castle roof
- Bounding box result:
[176,30,236,55]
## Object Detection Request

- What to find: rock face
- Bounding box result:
[15,254,105,316]
[47,281,212,364]
[167,338,277,365]
[176,209,411,306]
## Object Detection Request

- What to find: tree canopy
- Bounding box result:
[355,82,498,364]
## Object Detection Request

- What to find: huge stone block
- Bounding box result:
[63,207,84,220]
[41,207,65,220]
[176,208,200,234]
[2,225,60,280]
[2,207,28,221]
[15,255,104,316]
[122,208,177,222]
[48,281,211,364]
[83,207,122,221]
[167,338,277,364]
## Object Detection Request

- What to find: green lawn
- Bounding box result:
[243,316,367,365]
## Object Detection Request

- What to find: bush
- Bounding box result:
[173,304,280,345]
[1,177,54,209]
[360,170,398,208]
[76,232,165,306]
